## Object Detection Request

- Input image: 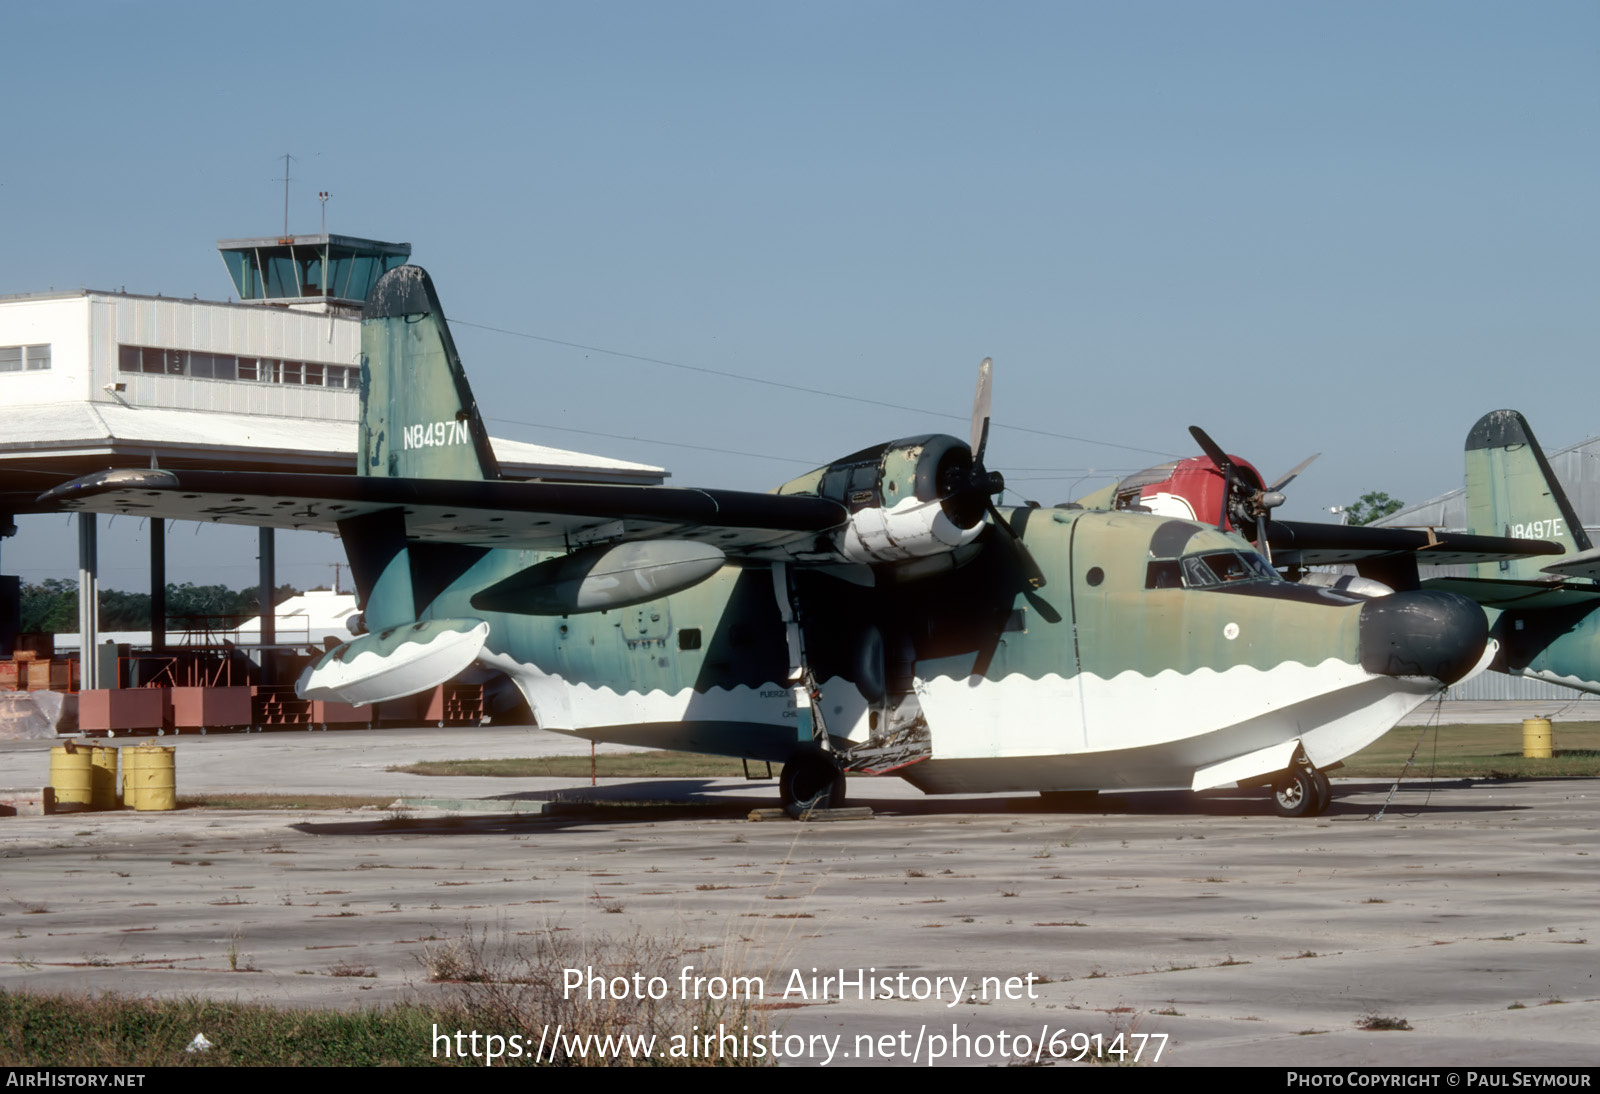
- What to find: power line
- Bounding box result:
[453,317,1183,460]
[486,417,822,467]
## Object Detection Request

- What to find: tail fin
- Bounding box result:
[1465,409,1590,580]
[359,265,501,481]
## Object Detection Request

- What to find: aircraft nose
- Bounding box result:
[1358,590,1487,685]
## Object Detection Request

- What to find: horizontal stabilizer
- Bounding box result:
[296,618,490,706]
[1542,546,1600,582]
[1266,519,1561,567]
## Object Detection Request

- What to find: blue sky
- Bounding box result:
[5,1,1597,590]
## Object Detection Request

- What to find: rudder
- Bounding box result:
[360,265,501,481]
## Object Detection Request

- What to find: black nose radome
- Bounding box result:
[1359,590,1487,685]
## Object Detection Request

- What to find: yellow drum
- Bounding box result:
[124,744,176,811]
[49,746,94,813]
[90,746,118,810]
[1522,718,1553,760]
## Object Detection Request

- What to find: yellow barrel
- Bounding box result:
[49,745,94,813]
[1523,718,1553,759]
[120,746,142,810]
[90,746,118,810]
[126,744,176,811]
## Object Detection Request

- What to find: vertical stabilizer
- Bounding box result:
[360,265,501,481]
[1465,410,1590,580]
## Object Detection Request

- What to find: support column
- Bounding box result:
[258,527,276,686]
[258,527,275,646]
[78,514,99,690]
[0,513,17,658]
[149,519,166,651]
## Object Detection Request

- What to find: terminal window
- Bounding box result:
[118,344,355,389]
[0,344,51,371]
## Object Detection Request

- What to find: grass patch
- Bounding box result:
[1337,722,1600,779]
[5,922,768,1066]
[0,991,467,1066]
[389,752,749,779]
[178,794,395,811]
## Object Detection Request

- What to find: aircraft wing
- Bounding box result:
[1421,576,1600,611]
[1264,520,1562,568]
[39,468,850,559]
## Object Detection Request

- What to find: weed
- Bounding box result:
[10,901,49,915]
[1216,956,1250,967]
[225,929,256,973]
[328,960,376,978]
[1356,1014,1412,1031]
[1032,846,1051,859]
[905,868,926,878]
[422,934,489,983]
[999,889,1019,898]
[417,921,769,1065]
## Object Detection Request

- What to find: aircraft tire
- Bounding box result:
[1271,768,1320,818]
[780,752,846,819]
[1311,769,1332,814]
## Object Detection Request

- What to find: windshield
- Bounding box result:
[1147,550,1279,590]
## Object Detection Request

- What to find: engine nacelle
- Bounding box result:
[838,495,984,563]
[778,434,988,564]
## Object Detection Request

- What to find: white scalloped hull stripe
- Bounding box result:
[480,650,1434,770]
[476,650,799,730]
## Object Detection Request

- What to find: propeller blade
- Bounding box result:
[987,499,1047,589]
[1256,512,1272,565]
[1187,425,1231,475]
[970,357,993,463]
[1268,453,1319,493]
[1188,425,1235,530]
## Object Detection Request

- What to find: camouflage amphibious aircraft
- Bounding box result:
[1417,410,1600,695]
[44,266,1501,817]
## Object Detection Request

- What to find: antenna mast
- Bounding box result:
[280,152,294,236]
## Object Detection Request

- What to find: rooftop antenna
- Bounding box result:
[277,152,297,236]
[319,191,329,235]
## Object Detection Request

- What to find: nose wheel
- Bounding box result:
[779,750,846,819]
[1272,766,1331,817]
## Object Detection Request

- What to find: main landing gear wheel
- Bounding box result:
[1271,768,1328,818]
[779,752,846,819]
[1311,768,1332,813]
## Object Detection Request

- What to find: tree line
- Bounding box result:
[20,580,301,634]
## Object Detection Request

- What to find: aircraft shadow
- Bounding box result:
[285,777,1529,836]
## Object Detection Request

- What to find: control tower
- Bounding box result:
[217,234,412,312]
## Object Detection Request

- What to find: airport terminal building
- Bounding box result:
[0,234,664,684]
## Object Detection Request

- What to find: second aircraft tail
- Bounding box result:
[1464,409,1590,580]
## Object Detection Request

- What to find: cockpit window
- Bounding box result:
[1148,550,1279,590]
